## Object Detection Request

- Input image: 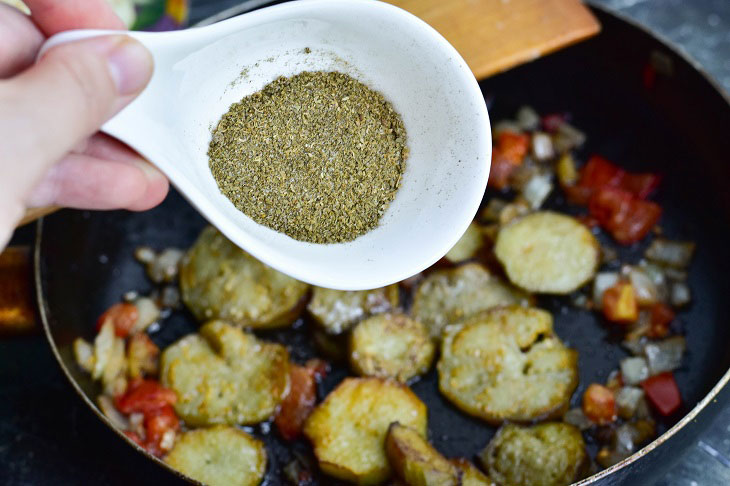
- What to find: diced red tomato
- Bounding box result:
[143,404,180,457]
[620,172,662,199]
[96,302,139,338]
[642,372,682,416]
[602,282,639,323]
[582,383,617,425]
[488,132,529,189]
[275,364,320,441]
[577,156,661,200]
[648,303,676,338]
[589,187,662,244]
[115,379,177,415]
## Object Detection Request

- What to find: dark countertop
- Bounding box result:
[2,1,729,485]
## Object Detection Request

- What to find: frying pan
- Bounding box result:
[35,2,730,485]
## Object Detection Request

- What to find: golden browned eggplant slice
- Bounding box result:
[479,423,589,486]
[350,313,434,383]
[161,320,289,426]
[165,425,266,486]
[411,263,530,340]
[385,422,460,486]
[438,306,578,423]
[308,285,399,334]
[180,226,309,329]
[304,377,427,485]
[494,211,599,294]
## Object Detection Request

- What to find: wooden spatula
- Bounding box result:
[387,0,600,79]
[16,0,599,228]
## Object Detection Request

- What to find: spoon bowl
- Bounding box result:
[43,0,491,290]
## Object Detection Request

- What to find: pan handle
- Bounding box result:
[0,246,37,335]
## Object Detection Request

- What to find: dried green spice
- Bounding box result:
[208,71,408,244]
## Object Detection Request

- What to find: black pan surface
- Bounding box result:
[37,7,730,485]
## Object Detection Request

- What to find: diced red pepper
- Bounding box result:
[96,302,139,338]
[115,379,177,415]
[577,156,661,200]
[620,172,662,199]
[583,383,617,425]
[642,372,682,416]
[602,282,639,323]
[589,187,662,244]
[541,113,569,133]
[648,303,676,338]
[488,132,529,189]
[275,364,320,441]
[143,404,180,457]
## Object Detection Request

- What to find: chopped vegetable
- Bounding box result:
[521,173,553,209]
[275,364,320,441]
[615,386,645,419]
[670,281,692,307]
[628,267,660,306]
[98,394,129,430]
[593,272,620,309]
[127,332,159,379]
[641,372,681,416]
[644,336,686,375]
[385,422,460,486]
[582,384,617,425]
[96,302,139,338]
[620,357,649,386]
[115,379,177,415]
[563,408,593,431]
[648,303,675,338]
[556,153,578,187]
[488,132,530,189]
[516,106,540,131]
[143,404,180,456]
[531,132,555,161]
[577,156,661,200]
[73,338,95,373]
[645,239,695,268]
[131,297,160,334]
[589,187,662,244]
[602,282,638,323]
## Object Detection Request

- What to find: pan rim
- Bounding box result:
[35,2,730,485]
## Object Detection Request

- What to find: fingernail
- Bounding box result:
[106,37,153,96]
[132,158,166,182]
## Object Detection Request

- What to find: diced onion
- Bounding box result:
[552,122,586,152]
[531,132,555,161]
[616,386,645,419]
[522,173,553,209]
[628,267,659,306]
[493,120,522,137]
[644,336,686,375]
[73,338,95,373]
[148,248,184,283]
[134,246,156,264]
[670,281,691,307]
[556,153,578,186]
[622,336,648,356]
[563,408,593,430]
[516,106,540,131]
[620,356,649,385]
[132,297,161,333]
[98,395,129,431]
[645,239,695,268]
[593,272,620,309]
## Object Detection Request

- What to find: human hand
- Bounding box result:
[0,0,169,249]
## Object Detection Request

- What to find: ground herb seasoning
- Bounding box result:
[208,71,408,244]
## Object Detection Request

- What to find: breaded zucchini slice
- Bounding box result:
[438,306,578,423]
[165,425,266,486]
[494,211,599,294]
[444,222,485,263]
[479,423,589,486]
[161,320,289,426]
[308,285,399,334]
[180,226,309,329]
[411,263,530,339]
[385,422,459,486]
[451,459,495,486]
[303,377,427,485]
[350,313,434,383]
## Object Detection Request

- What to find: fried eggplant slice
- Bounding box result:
[180,226,309,329]
[303,377,427,485]
[165,425,266,486]
[308,285,399,334]
[412,263,531,340]
[385,422,459,486]
[161,320,289,426]
[479,423,589,486]
[444,222,485,263]
[438,306,578,423]
[451,459,495,486]
[494,211,599,294]
[350,313,434,383]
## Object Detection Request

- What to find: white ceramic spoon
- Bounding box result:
[42,0,491,290]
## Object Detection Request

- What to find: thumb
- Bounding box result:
[0,35,153,202]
